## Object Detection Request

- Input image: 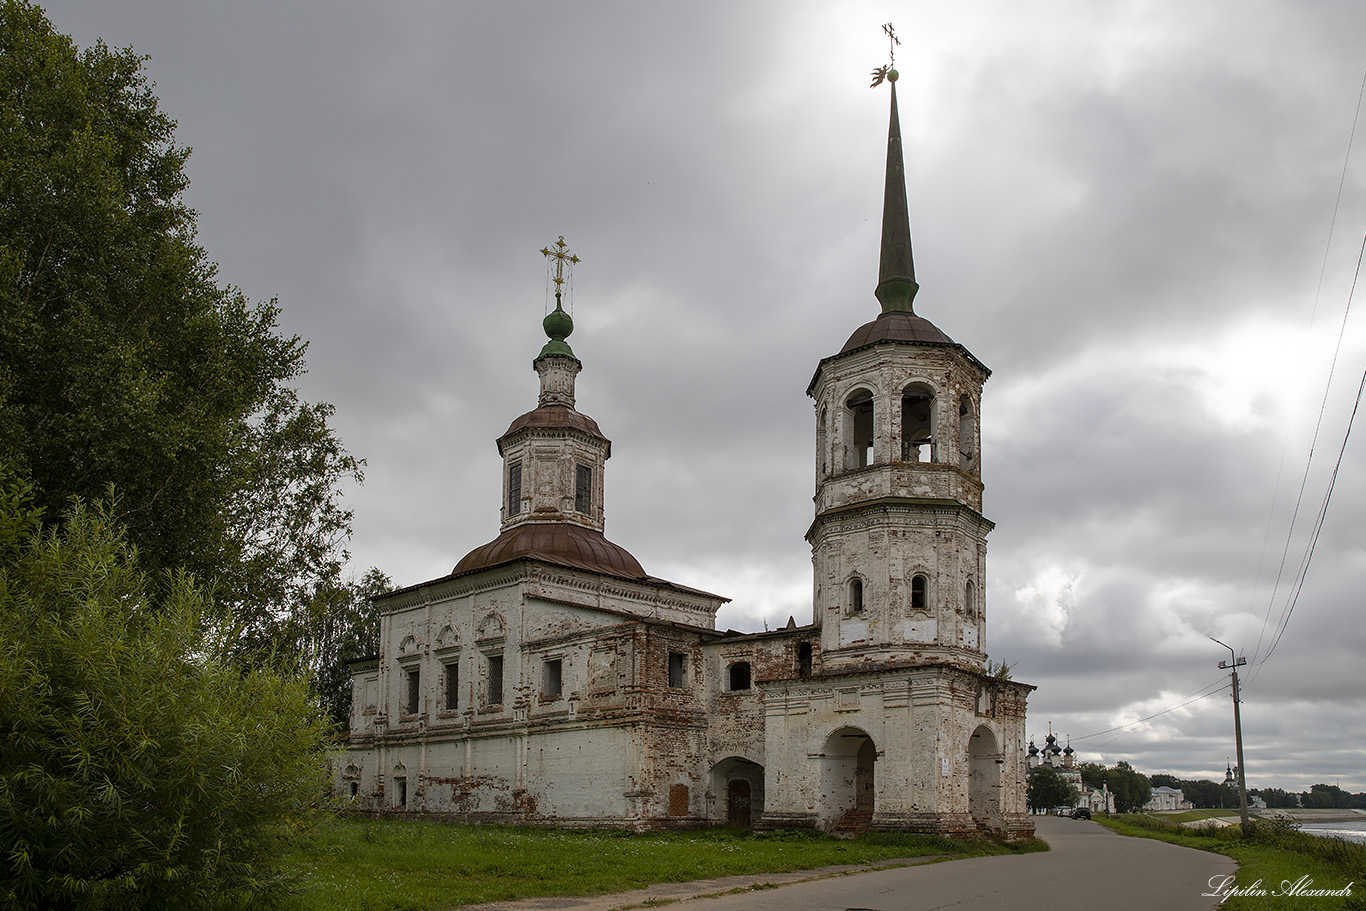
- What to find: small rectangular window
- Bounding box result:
[405,668,420,715]
[508,462,522,515]
[668,652,687,688]
[444,663,459,711]
[575,464,592,513]
[488,654,504,705]
[543,658,562,698]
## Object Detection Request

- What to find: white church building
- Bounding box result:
[336,67,1034,838]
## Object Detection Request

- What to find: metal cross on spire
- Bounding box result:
[870,22,901,88]
[540,235,581,292]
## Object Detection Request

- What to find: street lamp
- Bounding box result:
[1211,637,1250,829]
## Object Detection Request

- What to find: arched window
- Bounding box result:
[911,574,928,612]
[846,391,874,469]
[728,661,752,691]
[849,577,864,614]
[965,580,976,618]
[817,406,828,479]
[901,384,934,462]
[959,394,976,470]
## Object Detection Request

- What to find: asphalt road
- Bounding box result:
[464,815,1238,911]
[656,816,1238,911]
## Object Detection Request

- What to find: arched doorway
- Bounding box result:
[819,727,876,830]
[968,725,1003,831]
[710,757,764,829]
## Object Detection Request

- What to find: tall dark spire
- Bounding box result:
[874,69,919,314]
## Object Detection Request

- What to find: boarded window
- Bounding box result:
[543,658,563,698]
[965,580,976,618]
[508,461,522,515]
[575,463,592,513]
[444,663,459,711]
[728,661,752,691]
[488,654,504,704]
[669,784,690,817]
[405,668,420,714]
[668,652,687,688]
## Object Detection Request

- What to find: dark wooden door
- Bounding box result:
[727,779,752,828]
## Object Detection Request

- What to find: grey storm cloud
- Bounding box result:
[41,0,1366,791]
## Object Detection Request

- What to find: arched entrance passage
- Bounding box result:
[710,757,764,829]
[819,727,876,830]
[968,725,1003,831]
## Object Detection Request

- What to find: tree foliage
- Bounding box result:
[0,0,361,656]
[0,471,332,910]
[305,566,391,726]
[1104,761,1152,813]
[1026,765,1079,813]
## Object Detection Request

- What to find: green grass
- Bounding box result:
[280,818,1046,911]
[1096,814,1366,910]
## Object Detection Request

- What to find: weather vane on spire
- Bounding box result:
[870,22,900,87]
[540,235,581,293]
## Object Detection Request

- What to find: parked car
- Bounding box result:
[1071,807,1092,819]
[1053,807,1072,816]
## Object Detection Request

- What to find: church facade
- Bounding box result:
[336,69,1034,838]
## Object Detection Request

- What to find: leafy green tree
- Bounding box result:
[1027,765,1080,813]
[1302,783,1348,809]
[0,471,332,910]
[305,566,391,726]
[1106,761,1152,813]
[1078,761,1107,790]
[0,0,361,658]
[1253,787,1299,810]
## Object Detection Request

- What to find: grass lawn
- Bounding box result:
[281,818,1046,911]
[1095,815,1365,910]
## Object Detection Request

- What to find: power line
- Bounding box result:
[1068,677,1230,750]
[1251,234,1366,666]
[1249,235,1366,683]
[1246,62,1366,664]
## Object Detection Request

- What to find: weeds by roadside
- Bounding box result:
[281,819,1045,911]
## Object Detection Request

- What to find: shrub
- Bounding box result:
[0,475,333,910]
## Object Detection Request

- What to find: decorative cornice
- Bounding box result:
[806,496,994,542]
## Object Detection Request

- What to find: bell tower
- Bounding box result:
[806,64,992,672]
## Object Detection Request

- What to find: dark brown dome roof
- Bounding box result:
[453,522,646,580]
[839,310,955,353]
[500,405,607,443]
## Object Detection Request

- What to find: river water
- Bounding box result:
[1300,821,1366,844]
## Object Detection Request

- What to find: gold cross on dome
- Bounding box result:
[540,235,581,290]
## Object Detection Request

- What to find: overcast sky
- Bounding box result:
[42,1,1366,793]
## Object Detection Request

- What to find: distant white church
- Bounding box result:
[336,68,1034,837]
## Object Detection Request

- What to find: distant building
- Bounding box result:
[1026,730,1114,813]
[1146,786,1193,811]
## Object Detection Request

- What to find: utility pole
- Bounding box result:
[1211,638,1250,829]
